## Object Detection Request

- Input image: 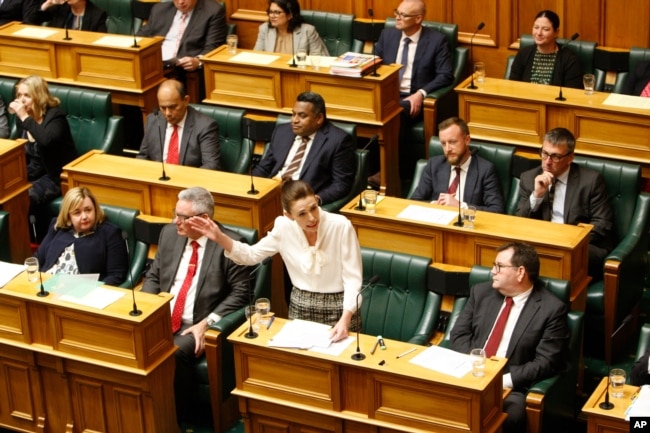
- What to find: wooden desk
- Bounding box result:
[582,377,639,433]
[201,46,404,196]
[0,138,31,262]
[0,22,164,117]
[456,77,650,176]
[229,318,507,433]
[341,196,592,310]
[0,271,177,432]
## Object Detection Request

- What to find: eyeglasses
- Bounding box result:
[268,10,285,16]
[173,210,201,222]
[540,149,573,163]
[492,262,519,273]
[393,9,421,19]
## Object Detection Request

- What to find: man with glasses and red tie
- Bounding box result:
[141,187,250,424]
[450,242,569,433]
[515,127,614,280]
[371,0,454,186]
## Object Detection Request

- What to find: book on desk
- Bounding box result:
[329,51,383,77]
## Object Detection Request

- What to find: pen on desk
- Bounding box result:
[370,340,379,355]
[266,316,275,330]
[396,348,417,359]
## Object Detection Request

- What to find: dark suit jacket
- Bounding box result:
[509,44,583,89]
[450,281,569,392]
[375,26,454,95]
[33,1,107,32]
[631,349,650,386]
[516,163,615,252]
[253,121,355,205]
[141,223,251,323]
[137,106,221,170]
[35,219,129,286]
[137,0,226,58]
[623,60,650,96]
[410,152,504,213]
[0,0,39,25]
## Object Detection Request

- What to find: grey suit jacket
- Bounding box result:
[252,121,355,205]
[450,281,569,391]
[253,22,329,55]
[141,223,251,323]
[137,106,221,170]
[137,0,226,58]
[516,163,615,251]
[410,152,504,213]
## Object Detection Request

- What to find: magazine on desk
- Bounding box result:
[329,51,382,77]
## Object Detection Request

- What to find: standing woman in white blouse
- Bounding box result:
[189,180,362,341]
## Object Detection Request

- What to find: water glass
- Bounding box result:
[583,73,595,95]
[609,368,626,398]
[244,305,260,333]
[24,257,39,283]
[296,50,307,68]
[474,62,486,84]
[463,206,477,229]
[255,297,271,327]
[363,189,378,214]
[470,348,486,377]
[310,55,321,71]
[227,34,238,54]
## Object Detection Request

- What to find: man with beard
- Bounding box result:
[409,117,504,213]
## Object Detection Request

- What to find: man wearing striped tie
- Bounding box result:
[253,91,356,206]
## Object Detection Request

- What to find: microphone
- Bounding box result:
[288,6,297,68]
[155,109,170,181]
[452,167,464,227]
[63,13,72,40]
[354,134,378,210]
[555,32,579,101]
[122,230,142,316]
[246,118,258,195]
[36,266,49,297]
[598,313,632,410]
[29,214,37,241]
[132,32,140,48]
[351,274,380,361]
[368,8,379,77]
[245,256,273,339]
[467,22,485,89]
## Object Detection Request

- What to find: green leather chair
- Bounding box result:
[612,47,650,94]
[0,77,18,137]
[190,104,252,174]
[383,18,469,161]
[360,247,440,345]
[301,10,354,56]
[442,265,583,433]
[406,136,515,201]
[93,0,142,35]
[197,225,272,433]
[0,211,10,262]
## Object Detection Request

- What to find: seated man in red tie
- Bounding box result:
[141,186,251,424]
[409,117,504,213]
[137,79,220,169]
[450,242,569,433]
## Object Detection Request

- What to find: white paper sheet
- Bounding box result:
[310,336,354,356]
[626,385,650,420]
[602,93,650,110]
[409,345,473,378]
[12,27,58,39]
[268,319,332,349]
[59,286,125,309]
[230,52,280,65]
[0,261,27,287]
[397,204,459,225]
[93,35,142,48]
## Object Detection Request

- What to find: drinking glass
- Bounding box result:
[463,206,477,229]
[474,62,486,84]
[244,305,260,333]
[24,257,39,283]
[363,190,378,214]
[583,73,595,95]
[470,348,486,377]
[609,368,626,398]
[296,50,307,68]
[310,55,321,71]
[227,34,238,54]
[255,297,271,327]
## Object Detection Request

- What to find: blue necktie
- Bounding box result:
[398,37,411,82]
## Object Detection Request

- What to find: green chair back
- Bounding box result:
[612,47,650,94]
[301,10,354,56]
[93,0,142,35]
[0,77,17,138]
[0,211,10,262]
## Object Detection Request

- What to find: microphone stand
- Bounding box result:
[351,275,380,361]
[122,231,142,316]
[245,257,272,339]
[246,119,259,195]
[555,33,580,101]
[37,269,49,297]
[156,109,170,181]
[289,7,298,68]
[63,13,72,41]
[368,8,379,77]
[467,22,485,89]
[132,32,140,48]
[453,167,464,227]
[354,134,378,210]
[599,313,633,410]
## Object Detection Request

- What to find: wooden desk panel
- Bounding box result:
[341,196,591,309]
[582,377,638,433]
[202,46,403,195]
[0,138,31,262]
[229,318,507,433]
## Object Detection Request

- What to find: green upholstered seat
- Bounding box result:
[360,247,440,345]
[383,18,468,161]
[612,47,650,94]
[93,0,142,35]
[189,104,252,174]
[406,136,515,201]
[0,77,17,137]
[301,10,354,56]
[0,211,10,262]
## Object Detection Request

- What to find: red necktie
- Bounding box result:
[641,81,650,98]
[448,166,461,194]
[166,124,179,164]
[171,240,199,333]
[484,297,514,357]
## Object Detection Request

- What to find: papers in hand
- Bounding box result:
[409,345,474,378]
[626,385,650,420]
[268,319,332,350]
[0,261,27,287]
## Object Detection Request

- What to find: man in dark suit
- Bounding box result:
[373,0,454,182]
[253,91,355,206]
[0,0,39,25]
[141,186,250,423]
[410,117,504,213]
[623,60,650,97]
[450,242,569,433]
[137,79,220,169]
[515,127,614,280]
[631,349,650,386]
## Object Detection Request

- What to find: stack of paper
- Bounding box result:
[268,319,333,349]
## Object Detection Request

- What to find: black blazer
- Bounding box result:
[0,0,39,25]
[623,60,650,96]
[509,43,583,89]
[33,1,107,32]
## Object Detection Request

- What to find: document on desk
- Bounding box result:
[603,93,650,110]
[12,27,58,39]
[46,274,125,309]
[93,35,141,48]
[230,52,280,65]
[397,205,458,225]
[409,345,473,378]
[268,319,333,350]
[626,385,650,420]
[0,261,26,287]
